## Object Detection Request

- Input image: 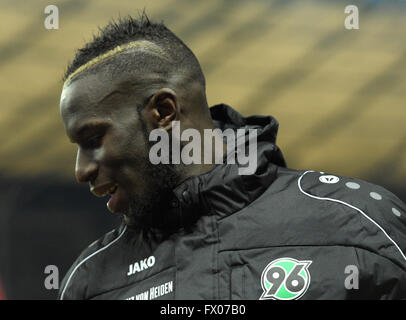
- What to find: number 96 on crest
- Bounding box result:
[260,257,312,300]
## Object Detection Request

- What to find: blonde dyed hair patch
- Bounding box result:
[64,40,168,85]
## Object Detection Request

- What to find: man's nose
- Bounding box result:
[75,148,98,183]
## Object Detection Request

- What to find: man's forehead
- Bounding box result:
[60,71,134,116]
[61,73,107,109]
[60,69,150,139]
[60,75,116,135]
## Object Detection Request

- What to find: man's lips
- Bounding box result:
[90,182,118,197]
[90,182,128,213]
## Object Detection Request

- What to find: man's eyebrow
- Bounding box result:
[70,122,107,142]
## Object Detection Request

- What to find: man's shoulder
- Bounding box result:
[268,168,406,265]
[294,169,405,222]
[274,167,405,217]
[58,224,127,300]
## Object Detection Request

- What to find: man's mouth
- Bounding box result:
[90,183,118,197]
[90,183,126,213]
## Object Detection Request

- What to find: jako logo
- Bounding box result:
[127,256,156,276]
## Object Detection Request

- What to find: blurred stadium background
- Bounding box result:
[0,0,405,299]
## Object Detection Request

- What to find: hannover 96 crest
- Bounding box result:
[260,257,312,300]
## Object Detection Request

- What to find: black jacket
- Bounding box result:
[59,104,406,300]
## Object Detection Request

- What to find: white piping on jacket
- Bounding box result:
[60,225,128,300]
[298,171,406,263]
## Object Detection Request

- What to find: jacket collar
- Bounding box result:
[160,104,286,231]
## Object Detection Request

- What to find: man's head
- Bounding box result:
[60,14,215,230]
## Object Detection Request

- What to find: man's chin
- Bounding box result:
[124,196,168,230]
[120,162,182,230]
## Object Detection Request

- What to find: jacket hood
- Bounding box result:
[210,103,286,168]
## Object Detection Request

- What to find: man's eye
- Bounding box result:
[84,135,103,149]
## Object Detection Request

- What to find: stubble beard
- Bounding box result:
[124,160,182,232]
[123,110,184,232]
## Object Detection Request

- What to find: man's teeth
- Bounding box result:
[102,185,117,196]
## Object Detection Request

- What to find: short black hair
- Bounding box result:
[63,13,205,87]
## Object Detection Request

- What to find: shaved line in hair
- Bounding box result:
[64,40,171,86]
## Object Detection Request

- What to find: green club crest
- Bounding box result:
[260,257,312,300]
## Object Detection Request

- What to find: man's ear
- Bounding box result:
[144,88,178,130]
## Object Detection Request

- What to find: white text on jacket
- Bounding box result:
[127,256,155,276]
[126,281,173,300]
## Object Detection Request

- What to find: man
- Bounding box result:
[58,14,406,300]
